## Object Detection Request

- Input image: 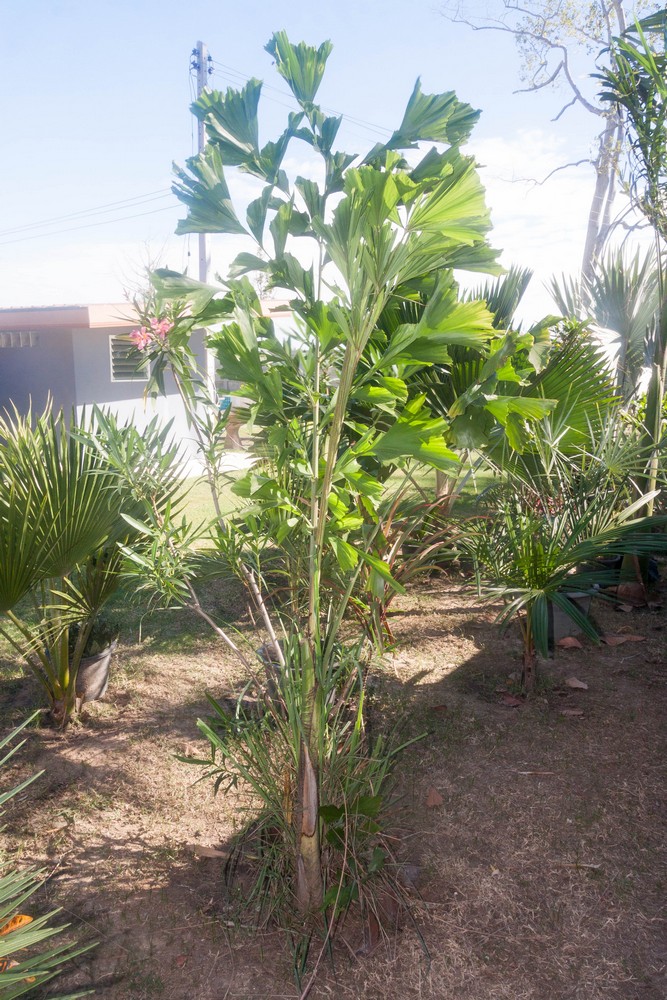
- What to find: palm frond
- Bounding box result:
[524,331,618,450]
[465,264,533,329]
[549,247,659,400]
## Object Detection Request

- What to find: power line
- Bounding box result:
[3,56,394,249]
[0,189,173,239]
[210,66,298,115]
[0,204,177,247]
[209,59,392,138]
[208,67,385,148]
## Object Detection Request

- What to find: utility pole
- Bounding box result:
[191,40,212,285]
[190,41,217,397]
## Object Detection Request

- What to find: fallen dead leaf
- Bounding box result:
[175,955,188,969]
[565,677,589,691]
[617,581,647,605]
[616,604,635,613]
[602,634,646,646]
[499,693,523,707]
[425,786,444,808]
[356,910,381,956]
[193,845,228,859]
[560,708,585,717]
[44,822,72,835]
[556,636,583,649]
[0,915,33,936]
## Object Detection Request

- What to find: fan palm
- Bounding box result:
[465,443,665,690]
[0,407,182,727]
[550,246,660,401]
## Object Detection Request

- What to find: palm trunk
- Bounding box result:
[295,640,323,913]
[435,470,448,499]
[521,610,537,692]
[296,744,322,912]
[522,645,537,692]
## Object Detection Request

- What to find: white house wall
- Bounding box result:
[0,326,76,417]
[71,326,208,476]
[0,307,244,478]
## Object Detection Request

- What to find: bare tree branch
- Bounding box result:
[443,4,602,114]
[507,1,621,42]
[518,158,593,186]
[558,43,601,115]
[552,94,578,120]
[513,59,564,92]
[441,1,642,279]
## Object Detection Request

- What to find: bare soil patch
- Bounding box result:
[1,575,665,999]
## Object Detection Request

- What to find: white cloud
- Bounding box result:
[468,129,596,323]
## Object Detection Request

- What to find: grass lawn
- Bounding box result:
[181,457,498,528]
[182,471,245,523]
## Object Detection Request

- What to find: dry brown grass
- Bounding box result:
[1,575,665,999]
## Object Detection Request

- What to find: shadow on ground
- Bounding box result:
[1,572,665,999]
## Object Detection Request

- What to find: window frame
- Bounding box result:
[109,333,149,383]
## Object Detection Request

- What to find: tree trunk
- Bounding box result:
[521,644,537,693]
[521,611,537,692]
[294,640,323,915]
[49,696,74,729]
[295,743,322,914]
[581,113,624,286]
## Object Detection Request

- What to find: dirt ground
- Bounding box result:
[1,573,665,1000]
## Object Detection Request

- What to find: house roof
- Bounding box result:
[0,304,134,331]
[0,298,294,333]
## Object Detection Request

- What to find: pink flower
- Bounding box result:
[149,317,174,340]
[130,326,152,351]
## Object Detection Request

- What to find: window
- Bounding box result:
[0,330,38,348]
[109,335,148,382]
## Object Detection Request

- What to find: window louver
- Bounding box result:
[109,335,148,382]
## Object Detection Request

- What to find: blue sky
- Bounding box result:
[0,0,617,320]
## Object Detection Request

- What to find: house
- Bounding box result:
[0,298,294,470]
[0,303,208,469]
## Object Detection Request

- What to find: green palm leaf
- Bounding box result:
[550,247,659,400]
[523,332,618,449]
[466,264,533,329]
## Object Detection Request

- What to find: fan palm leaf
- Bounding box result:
[465,263,533,330]
[550,247,659,400]
[523,332,618,450]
